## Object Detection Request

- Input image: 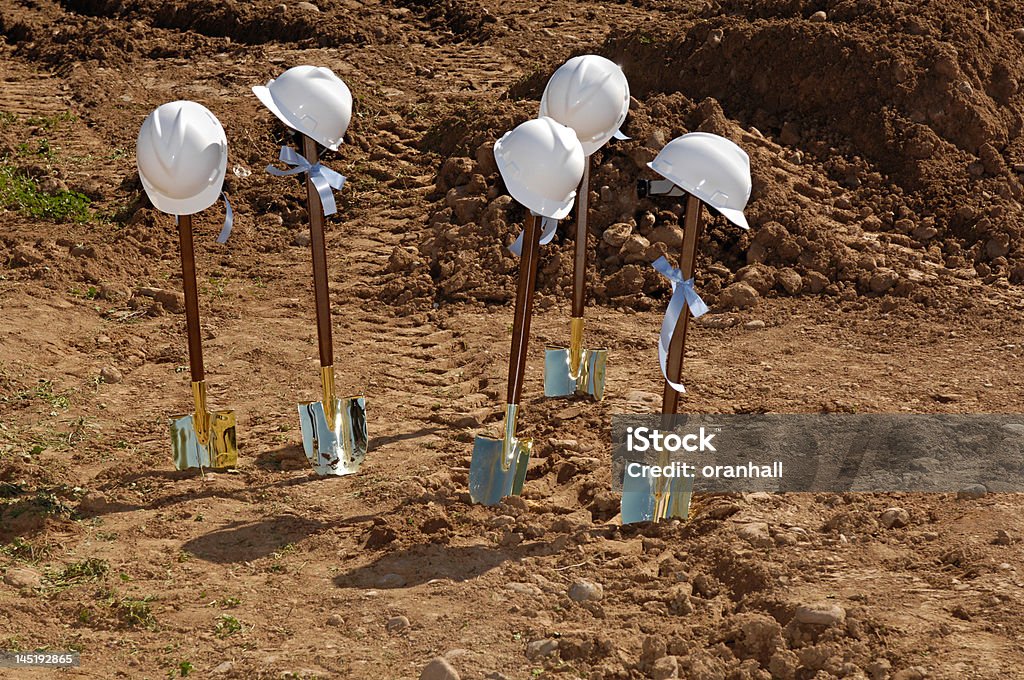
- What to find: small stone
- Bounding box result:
[776,268,803,294]
[525,638,559,660]
[718,282,759,310]
[892,668,925,680]
[3,568,42,589]
[1014,28,1024,41]
[100,366,123,384]
[295,1,320,10]
[706,28,723,47]
[568,579,604,603]
[879,507,909,529]
[420,657,460,680]
[809,10,827,22]
[327,613,344,626]
[866,658,892,680]
[648,225,684,250]
[794,602,846,626]
[378,572,406,588]
[602,222,633,247]
[913,224,938,240]
[386,615,410,632]
[957,484,987,500]
[651,655,680,679]
[292,232,311,247]
[869,268,898,293]
[804,271,829,294]
[213,661,233,674]
[743,320,766,331]
[95,334,112,346]
[737,522,773,548]
[994,529,1017,546]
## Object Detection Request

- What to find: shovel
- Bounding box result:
[291,133,368,476]
[621,194,705,523]
[543,156,607,401]
[469,212,543,505]
[169,214,238,470]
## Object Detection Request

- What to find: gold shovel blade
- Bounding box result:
[469,435,532,506]
[543,347,607,400]
[620,465,692,525]
[298,396,367,476]
[169,410,237,470]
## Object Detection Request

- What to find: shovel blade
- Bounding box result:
[469,435,531,506]
[169,410,238,470]
[620,468,692,525]
[298,396,367,476]
[543,347,608,401]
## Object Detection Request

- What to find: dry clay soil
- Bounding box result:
[2,0,1024,678]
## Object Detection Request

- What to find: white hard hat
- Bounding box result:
[539,55,629,156]
[136,100,228,216]
[252,65,352,151]
[648,132,751,229]
[493,116,585,220]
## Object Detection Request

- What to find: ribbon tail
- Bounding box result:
[612,129,630,141]
[681,280,709,318]
[216,193,233,244]
[538,216,559,245]
[658,284,689,394]
[309,171,338,216]
[508,231,524,257]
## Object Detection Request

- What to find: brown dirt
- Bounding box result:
[1,0,1023,678]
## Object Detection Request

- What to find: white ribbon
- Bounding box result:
[652,255,709,393]
[216,193,233,243]
[508,215,559,256]
[266,145,346,216]
[612,129,630,141]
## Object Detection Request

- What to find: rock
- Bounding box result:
[604,264,645,298]
[378,572,406,588]
[804,271,830,294]
[11,244,44,266]
[39,177,69,194]
[213,661,234,674]
[292,232,311,247]
[699,315,737,329]
[327,613,344,626]
[295,1,320,11]
[809,10,827,22]
[737,263,776,294]
[621,233,650,256]
[99,366,123,384]
[779,121,801,146]
[913,224,938,240]
[137,287,185,314]
[95,334,112,346]
[648,225,684,250]
[603,222,633,247]
[420,657,459,680]
[3,568,42,589]
[525,638,559,660]
[386,615,410,632]
[868,268,898,293]
[474,142,498,176]
[879,507,909,529]
[776,268,803,295]
[568,579,604,603]
[892,668,925,680]
[737,522,773,548]
[387,246,419,273]
[986,234,1010,259]
[651,655,680,679]
[794,602,846,626]
[866,658,892,680]
[994,529,1017,546]
[718,282,759,310]
[77,491,112,516]
[706,28,723,47]
[743,320,766,331]
[1014,28,1024,42]
[957,484,987,500]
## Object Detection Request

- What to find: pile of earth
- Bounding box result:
[416,0,1024,312]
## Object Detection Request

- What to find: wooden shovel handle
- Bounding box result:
[507,213,542,406]
[177,214,205,383]
[661,194,704,416]
[571,157,591,319]
[301,134,335,369]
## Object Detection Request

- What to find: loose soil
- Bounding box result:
[1,0,1023,678]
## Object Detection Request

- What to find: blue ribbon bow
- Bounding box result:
[509,215,559,256]
[652,255,709,393]
[266,145,346,216]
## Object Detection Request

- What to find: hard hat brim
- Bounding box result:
[717,206,749,230]
[505,181,576,220]
[647,161,749,230]
[252,84,342,152]
[140,172,225,216]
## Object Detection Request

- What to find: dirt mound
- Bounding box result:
[414,0,1024,311]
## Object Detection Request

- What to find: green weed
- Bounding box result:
[0,165,92,223]
[47,558,109,591]
[214,614,242,638]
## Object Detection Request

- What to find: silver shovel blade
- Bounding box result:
[543,347,608,400]
[469,435,531,506]
[169,411,238,471]
[297,396,367,476]
[620,465,693,524]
